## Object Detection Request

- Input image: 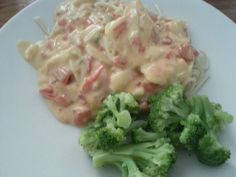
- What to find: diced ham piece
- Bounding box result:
[165,51,174,59]
[113,56,127,67]
[81,64,104,92]
[82,17,93,26]
[113,21,128,38]
[142,82,159,92]
[178,43,198,61]
[132,37,146,53]
[58,19,67,27]
[53,67,72,84]
[162,36,172,45]
[54,94,72,106]
[40,86,54,100]
[73,107,91,127]
[86,58,94,75]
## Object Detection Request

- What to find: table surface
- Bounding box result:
[0,0,236,28]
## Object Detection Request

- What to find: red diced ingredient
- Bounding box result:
[113,21,128,38]
[138,46,146,53]
[86,58,94,75]
[132,37,146,53]
[81,64,104,92]
[81,17,93,26]
[58,19,67,27]
[53,67,72,84]
[165,51,174,59]
[54,94,72,107]
[39,86,54,100]
[142,83,159,92]
[73,107,91,127]
[113,56,127,67]
[162,36,172,45]
[86,18,93,25]
[178,43,196,61]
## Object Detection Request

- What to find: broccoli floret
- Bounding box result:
[131,127,164,143]
[148,83,190,132]
[179,113,206,151]
[97,126,125,151]
[96,92,140,125]
[94,154,146,177]
[166,123,183,148]
[147,84,233,166]
[210,103,233,133]
[80,93,140,152]
[128,120,148,131]
[190,96,233,134]
[79,124,100,156]
[93,138,176,177]
[95,93,140,150]
[189,96,233,165]
[197,133,231,166]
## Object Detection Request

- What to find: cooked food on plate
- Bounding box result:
[18,0,234,176]
[18,0,205,127]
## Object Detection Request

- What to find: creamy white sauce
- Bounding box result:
[18,0,198,127]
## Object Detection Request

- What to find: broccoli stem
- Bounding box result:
[114,162,128,177]
[132,128,163,143]
[196,133,231,166]
[171,101,190,118]
[116,110,132,129]
[128,120,147,130]
[202,96,214,121]
[93,152,143,177]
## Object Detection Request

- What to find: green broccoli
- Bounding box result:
[148,83,190,132]
[197,133,231,166]
[147,83,191,147]
[80,82,234,177]
[96,92,140,125]
[189,96,233,166]
[131,127,164,143]
[79,123,101,156]
[166,124,183,148]
[147,84,233,166]
[80,92,140,152]
[179,113,206,151]
[94,154,146,177]
[209,103,234,133]
[93,138,176,177]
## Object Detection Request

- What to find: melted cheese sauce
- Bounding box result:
[18,0,198,127]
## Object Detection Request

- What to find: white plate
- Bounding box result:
[0,0,236,177]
